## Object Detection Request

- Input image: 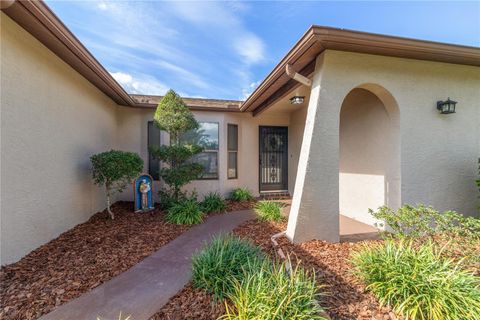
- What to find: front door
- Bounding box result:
[259,126,288,192]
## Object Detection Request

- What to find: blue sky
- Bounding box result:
[46,1,480,100]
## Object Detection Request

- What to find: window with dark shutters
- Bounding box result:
[147,121,161,180]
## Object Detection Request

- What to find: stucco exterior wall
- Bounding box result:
[287,49,480,243]
[339,88,397,226]
[116,107,293,200]
[1,14,119,265]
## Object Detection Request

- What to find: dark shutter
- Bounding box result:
[148,121,160,180]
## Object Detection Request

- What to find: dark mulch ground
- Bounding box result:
[153,219,400,320]
[0,202,191,320]
[150,284,225,320]
[233,220,399,320]
[224,199,256,212]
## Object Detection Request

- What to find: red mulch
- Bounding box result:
[0,202,191,320]
[233,220,400,320]
[224,199,256,212]
[153,219,400,320]
[150,284,225,320]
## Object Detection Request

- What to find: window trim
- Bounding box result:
[194,121,220,180]
[227,123,238,180]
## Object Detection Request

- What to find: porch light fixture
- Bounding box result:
[290,96,305,105]
[437,98,457,114]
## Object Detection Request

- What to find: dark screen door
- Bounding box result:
[259,126,288,192]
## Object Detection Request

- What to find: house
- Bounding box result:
[1,0,479,265]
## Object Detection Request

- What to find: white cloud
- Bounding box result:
[110,71,168,95]
[97,2,107,11]
[234,33,266,64]
[241,80,262,100]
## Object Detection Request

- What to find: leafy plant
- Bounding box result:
[150,90,203,205]
[371,204,480,239]
[192,234,265,299]
[166,197,204,225]
[254,201,284,222]
[230,188,253,202]
[222,259,325,320]
[90,150,143,219]
[352,240,480,320]
[201,192,227,214]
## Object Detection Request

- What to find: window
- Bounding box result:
[227,124,238,179]
[181,122,219,179]
[147,121,161,180]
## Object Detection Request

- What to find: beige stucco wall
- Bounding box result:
[339,88,398,226]
[1,14,119,265]
[116,106,293,200]
[287,49,480,243]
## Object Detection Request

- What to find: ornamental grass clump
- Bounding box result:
[351,240,480,320]
[254,200,284,222]
[166,198,204,225]
[222,259,326,320]
[192,234,265,299]
[230,188,253,202]
[201,192,227,214]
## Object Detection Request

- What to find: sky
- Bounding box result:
[46,1,480,100]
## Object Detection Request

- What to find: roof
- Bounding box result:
[241,25,480,114]
[3,1,479,114]
[131,95,242,112]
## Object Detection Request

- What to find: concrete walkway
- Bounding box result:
[40,210,254,320]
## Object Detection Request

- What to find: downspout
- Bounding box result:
[285,64,312,87]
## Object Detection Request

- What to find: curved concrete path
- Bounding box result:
[39,209,254,320]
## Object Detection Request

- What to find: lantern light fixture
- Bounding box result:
[290,96,305,105]
[437,98,457,114]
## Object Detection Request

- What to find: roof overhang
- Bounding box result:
[241,26,480,114]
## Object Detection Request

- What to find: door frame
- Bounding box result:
[258,126,288,193]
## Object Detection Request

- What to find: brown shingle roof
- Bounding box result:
[130,95,242,112]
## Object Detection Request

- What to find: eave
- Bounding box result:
[241,26,480,114]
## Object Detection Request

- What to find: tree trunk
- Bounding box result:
[106,188,114,219]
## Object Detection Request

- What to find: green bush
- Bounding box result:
[201,192,227,214]
[192,234,264,299]
[150,90,204,203]
[254,201,284,222]
[166,198,204,225]
[230,188,253,202]
[352,240,480,320]
[371,204,480,239]
[222,259,325,320]
[90,150,143,219]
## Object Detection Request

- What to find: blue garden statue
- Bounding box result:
[134,174,154,213]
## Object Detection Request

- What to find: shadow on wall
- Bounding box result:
[339,85,400,227]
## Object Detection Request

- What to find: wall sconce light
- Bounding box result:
[437,98,457,114]
[290,96,305,105]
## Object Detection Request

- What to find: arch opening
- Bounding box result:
[339,85,400,228]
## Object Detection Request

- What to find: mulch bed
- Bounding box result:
[150,284,225,320]
[0,202,191,320]
[153,219,400,320]
[224,199,256,212]
[233,220,399,320]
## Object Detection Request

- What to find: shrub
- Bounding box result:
[352,240,480,320]
[370,204,480,239]
[166,198,204,225]
[230,188,253,202]
[90,150,143,219]
[150,90,203,203]
[254,201,284,222]
[192,234,264,299]
[201,192,227,214]
[222,259,325,320]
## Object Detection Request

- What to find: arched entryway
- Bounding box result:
[339,84,400,227]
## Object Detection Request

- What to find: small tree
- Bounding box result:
[150,90,203,205]
[90,150,143,219]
